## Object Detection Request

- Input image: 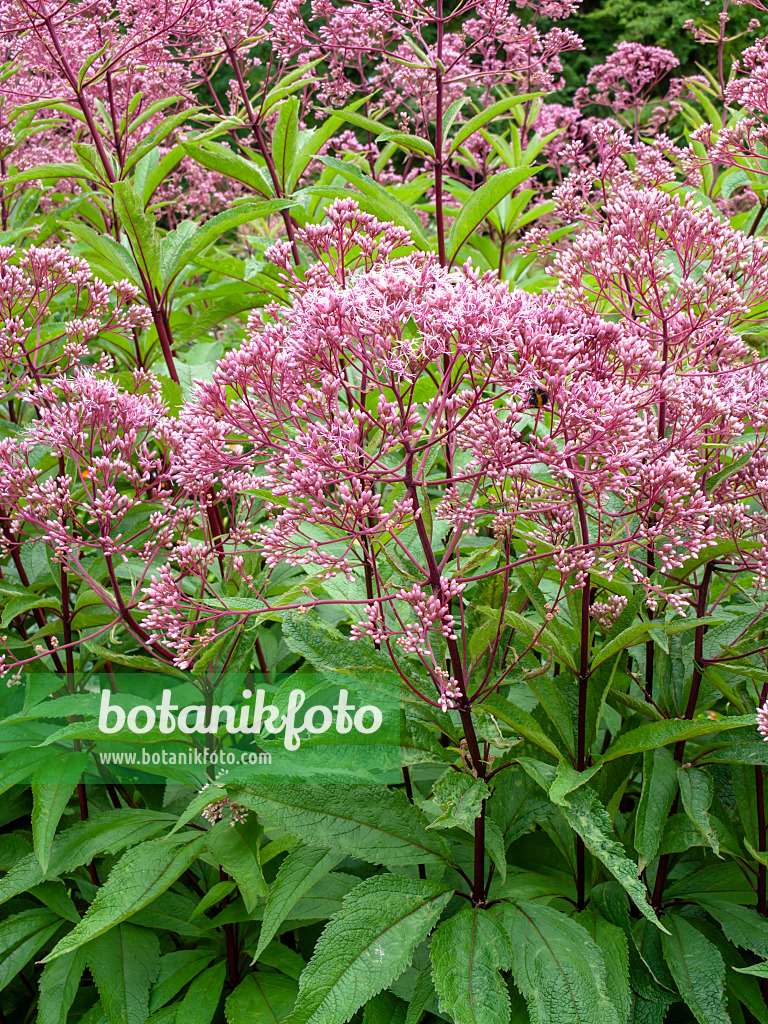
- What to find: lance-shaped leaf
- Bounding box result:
[554,786,665,930]
[696,898,768,960]
[576,909,631,1024]
[175,962,227,1024]
[597,715,756,763]
[635,748,679,872]
[254,844,342,961]
[0,809,175,906]
[229,782,451,868]
[430,907,512,1024]
[283,875,452,1024]
[226,974,299,1024]
[0,909,63,990]
[113,179,162,286]
[661,916,731,1024]
[678,766,720,856]
[447,167,539,263]
[504,901,620,1024]
[37,948,86,1024]
[85,924,160,1024]
[43,833,205,961]
[32,750,88,873]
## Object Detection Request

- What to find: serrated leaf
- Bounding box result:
[0,909,62,990]
[254,845,342,961]
[283,875,452,1024]
[43,833,205,960]
[273,96,299,192]
[661,916,731,1024]
[504,901,620,1024]
[431,907,511,1024]
[697,898,768,960]
[86,923,160,1024]
[38,948,86,1024]
[598,716,756,763]
[31,750,88,874]
[228,782,451,868]
[226,973,299,1024]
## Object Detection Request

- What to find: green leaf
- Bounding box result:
[598,715,756,763]
[160,220,199,288]
[180,141,271,196]
[229,782,451,868]
[477,693,563,759]
[504,901,621,1024]
[283,875,452,1024]
[43,833,205,960]
[556,786,664,930]
[679,766,719,856]
[375,130,435,158]
[226,973,299,1024]
[661,915,731,1024]
[404,967,435,1024]
[31,750,88,874]
[163,200,296,287]
[576,909,631,1024]
[697,898,768,960]
[37,948,87,1024]
[85,923,160,1024]
[0,909,62,990]
[149,951,216,1011]
[448,96,540,154]
[431,907,512,1024]
[635,748,678,872]
[315,157,429,248]
[0,809,175,906]
[254,845,342,960]
[591,622,666,670]
[205,815,267,912]
[176,962,227,1024]
[447,167,538,262]
[272,96,299,192]
[113,179,162,287]
[428,770,488,831]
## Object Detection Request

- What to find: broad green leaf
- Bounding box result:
[0,809,175,906]
[598,715,756,763]
[661,916,731,1024]
[226,973,299,1024]
[38,948,86,1024]
[160,220,198,288]
[362,991,407,1024]
[229,782,451,868]
[254,845,342,960]
[431,907,511,1024]
[86,923,160,1024]
[163,200,296,287]
[283,875,452,1024]
[679,766,719,856]
[176,962,227,1024]
[376,130,435,158]
[556,786,664,930]
[448,95,541,155]
[635,748,679,872]
[447,167,538,262]
[31,750,88,873]
[576,910,631,1024]
[591,622,666,669]
[504,901,620,1024]
[43,833,205,960]
[0,909,62,990]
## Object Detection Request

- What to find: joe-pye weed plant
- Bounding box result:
[6,2,768,1024]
